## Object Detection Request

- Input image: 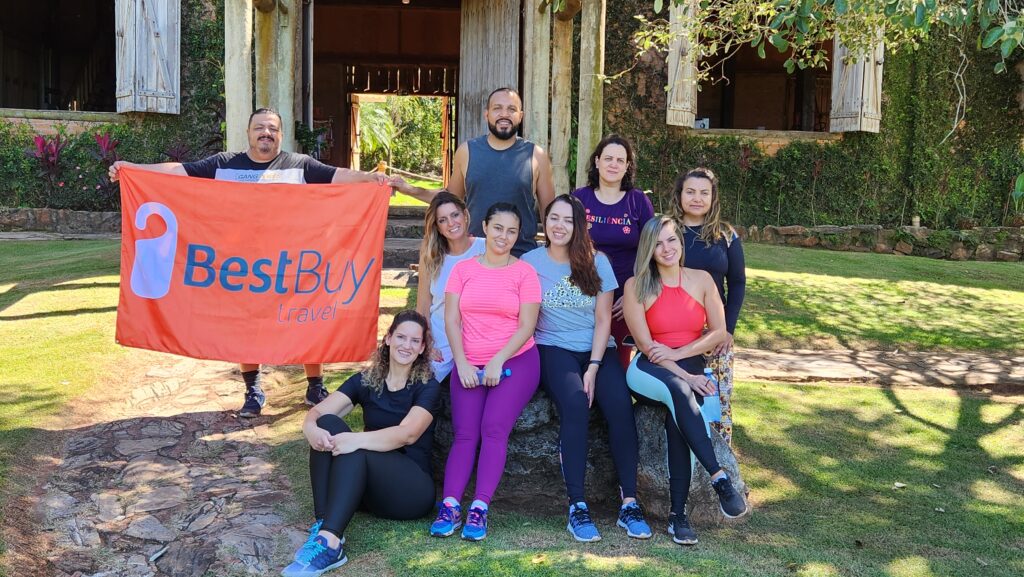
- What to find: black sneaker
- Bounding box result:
[711,475,749,518]
[304,382,329,406]
[667,512,698,545]
[238,386,265,418]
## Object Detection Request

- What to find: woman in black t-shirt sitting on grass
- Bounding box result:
[281,310,440,577]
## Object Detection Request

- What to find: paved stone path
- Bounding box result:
[32,356,316,577]
[22,342,1021,577]
[737,348,1024,388]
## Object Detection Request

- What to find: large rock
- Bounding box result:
[431,389,749,524]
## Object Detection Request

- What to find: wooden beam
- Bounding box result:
[575,0,605,188]
[550,15,573,196]
[522,0,550,152]
[225,0,253,152]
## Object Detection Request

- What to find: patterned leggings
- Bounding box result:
[705,349,735,445]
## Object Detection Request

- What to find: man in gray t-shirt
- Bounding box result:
[393,88,555,256]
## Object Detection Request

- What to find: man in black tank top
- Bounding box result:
[392,88,555,256]
[108,108,386,418]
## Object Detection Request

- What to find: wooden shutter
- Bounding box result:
[116,0,180,114]
[829,36,883,133]
[666,0,698,127]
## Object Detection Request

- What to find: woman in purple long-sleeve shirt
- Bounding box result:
[572,135,655,369]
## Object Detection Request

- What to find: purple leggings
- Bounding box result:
[441,345,540,504]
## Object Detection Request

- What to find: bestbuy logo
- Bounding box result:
[129,203,375,325]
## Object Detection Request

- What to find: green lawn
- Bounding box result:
[0,242,124,490]
[738,244,1024,352]
[389,176,438,206]
[266,380,1023,577]
[1,240,1022,576]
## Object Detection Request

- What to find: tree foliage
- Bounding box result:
[553,1,1024,77]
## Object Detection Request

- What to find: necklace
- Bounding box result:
[479,253,512,268]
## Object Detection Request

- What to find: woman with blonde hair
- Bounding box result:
[670,167,745,445]
[623,216,748,546]
[282,310,439,576]
[416,191,485,381]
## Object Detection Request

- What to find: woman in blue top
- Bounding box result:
[282,311,439,577]
[522,195,652,543]
[416,191,486,381]
[670,167,746,445]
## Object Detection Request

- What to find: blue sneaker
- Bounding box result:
[238,385,265,418]
[429,501,462,537]
[294,521,344,562]
[616,501,652,539]
[281,535,346,576]
[566,502,601,542]
[460,505,488,541]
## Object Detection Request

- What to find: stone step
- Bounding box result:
[385,218,425,239]
[383,237,422,269]
[388,205,426,219]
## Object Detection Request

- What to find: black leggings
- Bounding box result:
[538,345,639,503]
[627,355,722,514]
[309,414,435,538]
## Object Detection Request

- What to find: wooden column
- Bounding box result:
[254,1,297,151]
[225,0,253,151]
[458,0,520,143]
[550,16,574,196]
[522,0,551,152]
[575,0,605,188]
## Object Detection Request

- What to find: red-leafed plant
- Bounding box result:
[91,131,122,210]
[26,134,67,205]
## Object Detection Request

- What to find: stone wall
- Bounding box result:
[0,207,121,234]
[740,224,1024,262]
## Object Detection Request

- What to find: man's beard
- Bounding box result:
[488,120,518,140]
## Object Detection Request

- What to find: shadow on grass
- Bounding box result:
[732,382,1023,577]
[0,241,119,316]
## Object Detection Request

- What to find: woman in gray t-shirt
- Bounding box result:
[416,192,485,381]
[521,195,651,543]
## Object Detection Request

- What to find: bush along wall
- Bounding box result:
[0,0,225,211]
[604,0,1024,230]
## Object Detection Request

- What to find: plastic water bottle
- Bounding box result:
[476,368,512,382]
[700,368,722,423]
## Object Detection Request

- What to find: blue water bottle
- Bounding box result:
[700,368,722,423]
[476,368,512,382]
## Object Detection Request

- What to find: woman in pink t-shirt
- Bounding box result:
[429,202,541,542]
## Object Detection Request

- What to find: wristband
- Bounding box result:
[588,359,602,367]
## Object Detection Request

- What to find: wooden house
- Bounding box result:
[0,0,885,190]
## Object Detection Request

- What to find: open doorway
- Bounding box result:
[311,0,460,183]
[0,0,115,111]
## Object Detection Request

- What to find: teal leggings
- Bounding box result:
[626,354,720,514]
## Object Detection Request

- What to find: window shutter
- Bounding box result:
[829,35,883,133]
[666,0,698,127]
[116,0,180,114]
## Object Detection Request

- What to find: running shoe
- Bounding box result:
[566,502,601,542]
[294,520,343,562]
[239,385,266,418]
[460,505,488,541]
[711,475,749,518]
[667,512,698,545]
[616,501,652,539]
[280,535,346,576]
[305,382,329,406]
[429,501,462,537]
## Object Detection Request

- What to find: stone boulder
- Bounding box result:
[431,388,749,525]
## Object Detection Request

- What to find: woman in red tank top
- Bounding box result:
[622,216,749,545]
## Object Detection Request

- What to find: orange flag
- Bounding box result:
[115,167,389,364]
